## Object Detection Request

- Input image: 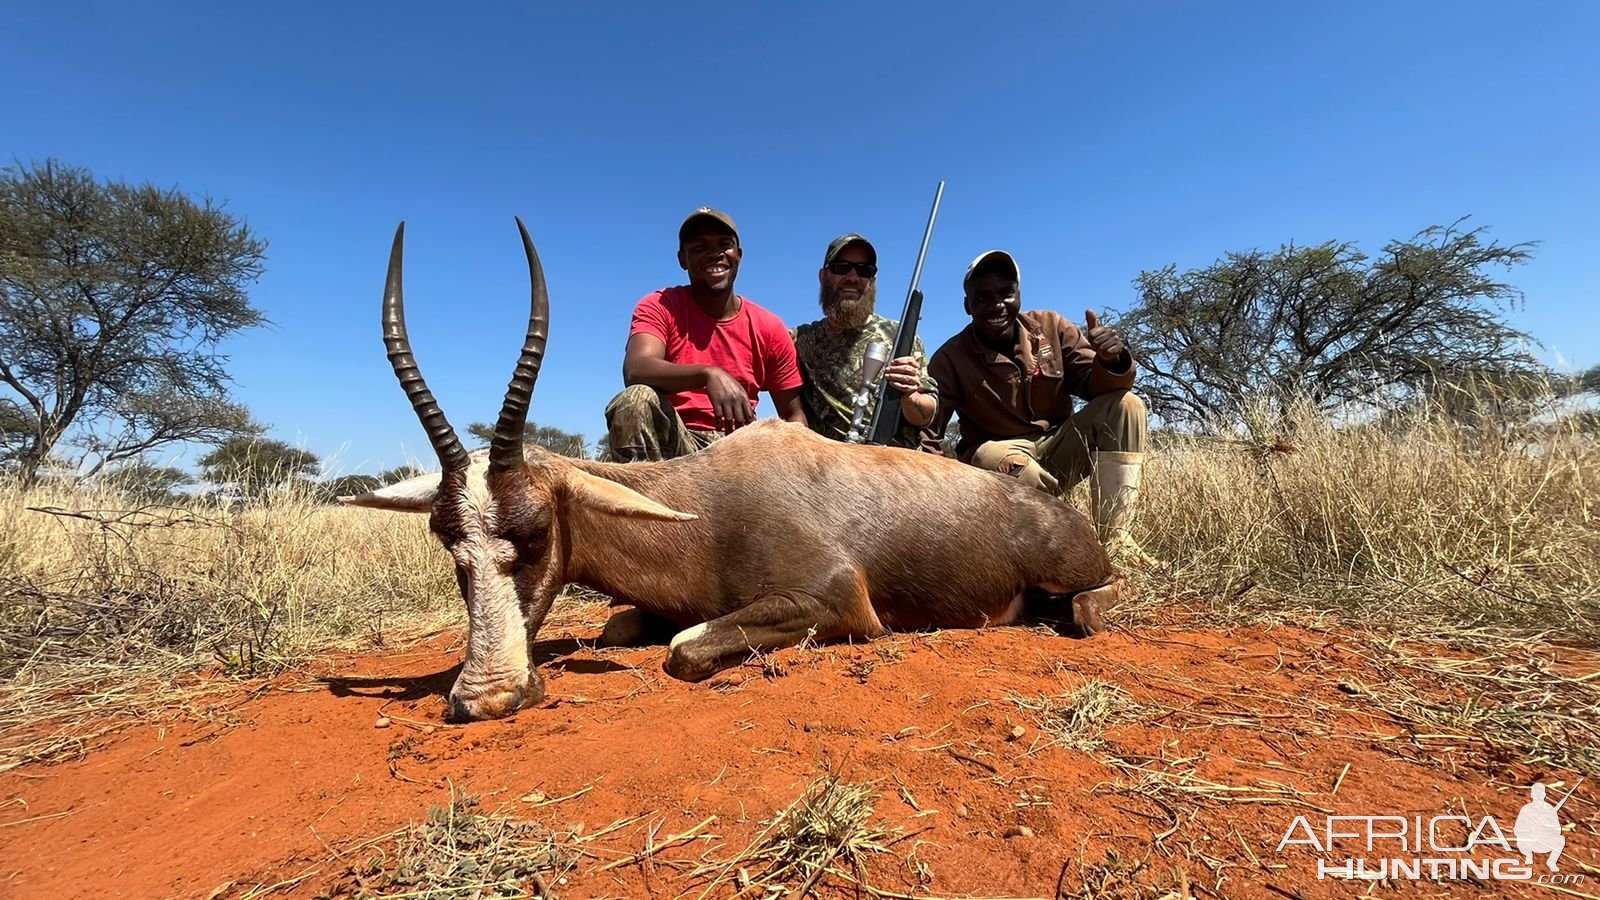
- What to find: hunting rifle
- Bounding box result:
[856,180,945,446]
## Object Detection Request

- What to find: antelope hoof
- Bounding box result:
[446,671,545,722]
[664,625,722,682]
[664,646,722,682]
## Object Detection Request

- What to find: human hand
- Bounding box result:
[704,366,754,432]
[883,355,923,395]
[1084,310,1125,364]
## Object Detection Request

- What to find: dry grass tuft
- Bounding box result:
[316,785,578,899]
[1010,673,1140,754]
[692,772,901,898]
[746,774,897,890]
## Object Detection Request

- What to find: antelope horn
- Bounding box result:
[383,222,470,472]
[488,216,550,473]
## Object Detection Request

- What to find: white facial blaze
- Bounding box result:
[457,544,528,692]
[450,458,530,698]
[465,454,494,511]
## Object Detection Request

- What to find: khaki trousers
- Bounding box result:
[969,390,1148,496]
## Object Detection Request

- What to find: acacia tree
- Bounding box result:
[0,159,267,485]
[377,464,427,484]
[318,474,381,502]
[197,437,319,498]
[1108,220,1546,433]
[466,420,589,458]
[101,461,195,504]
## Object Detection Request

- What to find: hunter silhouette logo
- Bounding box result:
[1517,779,1580,872]
[1275,777,1585,884]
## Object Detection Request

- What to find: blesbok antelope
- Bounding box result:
[343,218,1127,722]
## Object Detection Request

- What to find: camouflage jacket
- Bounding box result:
[791,313,939,450]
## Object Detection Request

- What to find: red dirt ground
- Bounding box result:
[2,606,1594,900]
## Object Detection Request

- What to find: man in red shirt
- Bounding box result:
[604,208,807,461]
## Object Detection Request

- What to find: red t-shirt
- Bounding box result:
[629,286,804,431]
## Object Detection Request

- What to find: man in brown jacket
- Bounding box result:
[925,249,1153,564]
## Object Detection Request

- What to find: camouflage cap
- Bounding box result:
[964,249,1020,286]
[823,233,877,266]
[678,207,739,245]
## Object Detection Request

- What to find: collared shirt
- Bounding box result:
[926,309,1136,461]
[791,312,938,449]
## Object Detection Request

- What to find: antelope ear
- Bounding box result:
[340,472,440,513]
[563,470,697,522]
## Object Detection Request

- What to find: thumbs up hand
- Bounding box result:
[1083,309,1125,363]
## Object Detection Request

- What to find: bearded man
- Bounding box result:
[790,233,939,450]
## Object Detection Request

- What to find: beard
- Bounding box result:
[819,281,876,331]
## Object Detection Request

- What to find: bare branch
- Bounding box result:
[1112,220,1545,434]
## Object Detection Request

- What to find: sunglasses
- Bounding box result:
[826,261,878,278]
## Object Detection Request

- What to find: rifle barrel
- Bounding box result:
[1552,776,1584,812]
[902,181,945,315]
[864,181,945,444]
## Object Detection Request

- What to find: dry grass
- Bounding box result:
[1099,396,1599,776]
[1,480,459,671]
[314,785,580,900]
[1063,848,1186,900]
[1339,637,1600,773]
[0,479,462,770]
[689,772,902,899]
[1009,672,1140,754]
[1117,396,1599,641]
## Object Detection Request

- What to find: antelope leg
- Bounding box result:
[663,570,878,682]
[596,607,679,648]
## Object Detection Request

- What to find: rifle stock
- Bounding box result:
[865,181,945,446]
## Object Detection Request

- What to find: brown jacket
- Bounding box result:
[925,310,1136,461]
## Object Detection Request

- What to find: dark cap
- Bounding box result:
[823,233,877,266]
[678,207,739,245]
[963,249,1021,286]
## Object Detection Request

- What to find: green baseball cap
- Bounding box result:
[678,207,739,245]
[823,233,877,266]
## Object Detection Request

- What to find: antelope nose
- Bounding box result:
[502,684,526,713]
[448,685,532,722]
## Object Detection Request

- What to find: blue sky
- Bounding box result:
[7,2,1597,476]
